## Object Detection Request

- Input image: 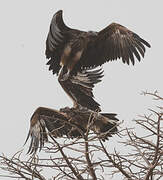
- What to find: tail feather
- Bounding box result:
[100,113,119,121]
[94,112,119,141]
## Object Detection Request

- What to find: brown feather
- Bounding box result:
[77,22,150,69]
[25,107,119,154]
[46,11,150,75]
[58,68,103,111]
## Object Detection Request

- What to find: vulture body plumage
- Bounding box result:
[46,10,151,81]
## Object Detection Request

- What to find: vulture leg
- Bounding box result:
[58,65,70,81]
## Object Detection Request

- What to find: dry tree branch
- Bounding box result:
[104,91,163,180]
[99,139,133,179]
[144,112,162,180]
[0,91,162,180]
[83,113,97,180]
[0,152,46,180]
[142,91,163,101]
[49,134,84,180]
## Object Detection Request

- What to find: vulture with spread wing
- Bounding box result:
[25,10,151,154]
[25,106,119,154]
[46,10,151,81]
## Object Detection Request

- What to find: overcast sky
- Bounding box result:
[0,0,162,179]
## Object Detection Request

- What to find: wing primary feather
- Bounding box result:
[133,33,151,48]
[134,41,145,58]
[122,37,130,65]
[134,39,146,53]
[79,22,150,68]
[45,10,72,76]
[115,32,122,59]
[119,36,129,64]
[128,47,135,65]
[27,134,34,154]
[50,24,63,42]
[123,37,135,65]
[128,38,141,62]
[24,131,30,146]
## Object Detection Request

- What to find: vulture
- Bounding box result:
[25,106,119,154]
[46,10,151,81]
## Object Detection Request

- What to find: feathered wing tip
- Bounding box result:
[79,23,151,69]
[25,107,86,154]
[45,10,72,75]
[50,10,71,32]
[46,9,70,53]
[46,59,61,75]
[24,108,48,155]
[26,120,48,155]
[25,107,119,154]
[72,68,104,88]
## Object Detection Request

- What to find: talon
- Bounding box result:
[58,66,70,81]
[60,73,69,81]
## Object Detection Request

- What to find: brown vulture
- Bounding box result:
[25,106,119,154]
[46,10,151,81]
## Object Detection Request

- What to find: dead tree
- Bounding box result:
[0,91,162,180]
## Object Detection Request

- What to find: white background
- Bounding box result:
[0,0,162,179]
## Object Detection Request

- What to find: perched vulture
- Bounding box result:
[46,10,151,81]
[25,106,119,154]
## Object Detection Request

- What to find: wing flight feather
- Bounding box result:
[58,68,104,111]
[79,23,151,68]
[25,107,119,154]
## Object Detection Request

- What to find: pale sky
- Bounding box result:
[0,0,162,179]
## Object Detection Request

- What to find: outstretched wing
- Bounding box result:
[46,10,83,75]
[78,23,151,69]
[25,107,119,154]
[59,68,104,111]
[25,107,86,154]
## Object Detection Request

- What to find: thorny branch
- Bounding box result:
[0,91,162,180]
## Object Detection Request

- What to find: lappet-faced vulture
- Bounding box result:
[46,10,151,81]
